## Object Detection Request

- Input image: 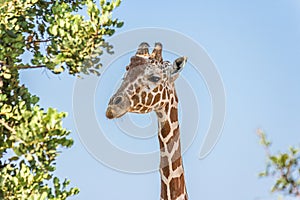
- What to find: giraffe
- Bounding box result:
[106,42,188,200]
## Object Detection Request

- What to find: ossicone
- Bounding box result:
[136,42,150,57]
[150,42,163,62]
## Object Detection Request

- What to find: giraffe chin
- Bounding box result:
[105,106,128,119]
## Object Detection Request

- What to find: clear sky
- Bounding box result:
[20,0,300,199]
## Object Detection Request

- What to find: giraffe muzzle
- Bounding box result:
[105,106,128,119]
[105,107,115,119]
[106,95,130,119]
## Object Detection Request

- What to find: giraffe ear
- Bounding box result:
[169,56,187,81]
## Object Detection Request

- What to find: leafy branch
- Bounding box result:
[0,0,123,75]
[257,129,300,198]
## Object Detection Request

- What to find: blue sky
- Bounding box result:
[20,1,300,199]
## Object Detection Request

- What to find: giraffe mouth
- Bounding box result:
[106,106,128,119]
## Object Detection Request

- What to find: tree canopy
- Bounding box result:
[0,0,123,199]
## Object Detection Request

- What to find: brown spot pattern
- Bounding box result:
[174,93,178,102]
[161,165,170,180]
[140,106,148,113]
[135,104,142,110]
[131,95,139,106]
[158,136,164,150]
[160,121,170,138]
[165,103,169,114]
[170,107,178,123]
[161,180,168,200]
[167,132,179,153]
[141,92,146,104]
[172,157,182,172]
[153,86,159,93]
[136,87,140,93]
[157,111,163,118]
[170,174,185,199]
[153,93,161,105]
[162,89,166,100]
[146,93,153,105]
[173,125,180,136]
[159,84,163,91]
[172,147,182,171]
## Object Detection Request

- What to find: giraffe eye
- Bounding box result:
[148,76,160,82]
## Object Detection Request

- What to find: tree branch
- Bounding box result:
[26,39,52,45]
[0,61,47,70]
[17,65,47,69]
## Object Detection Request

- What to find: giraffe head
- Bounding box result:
[106,42,187,119]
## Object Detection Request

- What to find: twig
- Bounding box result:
[0,62,47,70]
[26,39,52,45]
[17,65,47,69]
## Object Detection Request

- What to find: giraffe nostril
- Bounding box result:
[113,96,122,105]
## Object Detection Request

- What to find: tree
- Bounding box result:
[257,129,300,199]
[0,0,123,199]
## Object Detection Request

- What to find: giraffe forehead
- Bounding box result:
[128,56,171,70]
[129,56,148,68]
[121,57,173,89]
[125,64,150,80]
[126,62,163,79]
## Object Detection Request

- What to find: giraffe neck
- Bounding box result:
[156,96,188,200]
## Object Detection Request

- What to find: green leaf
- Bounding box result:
[116,21,124,28]
[3,73,11,79]
[40,191,47,200]
[6,30,17,38]
[114,0,121,8]
[53,177,59,187]
[50,25,59,36]
[58,19,65,27]
[100,0,105,6]
[9,156,19,161]
[258,171,267,177]
[270,156,278,164]
[13,147,22,156]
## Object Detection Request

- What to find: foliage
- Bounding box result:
[0,0,123,199]
[0,68,78,199]
[0,0,123,75]
[257,129,300,198]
